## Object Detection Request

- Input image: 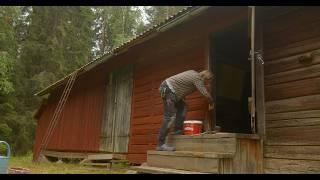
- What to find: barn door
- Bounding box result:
[100,65,133,153]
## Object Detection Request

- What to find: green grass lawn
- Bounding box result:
[8,152,130,174]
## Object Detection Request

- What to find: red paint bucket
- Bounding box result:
[183,120,203,135]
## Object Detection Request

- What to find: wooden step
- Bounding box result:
[167,133,259,153]
[147,150,234,173]
[42,150,90,159]
[131,165,210,174]
[148,150,234,158]
[110,159,129,163]
[87,153,126,160]
[42,151,126,161]
[82,162,111,168]
[87,154,113,160]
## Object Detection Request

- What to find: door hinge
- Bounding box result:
[248,50,264,65]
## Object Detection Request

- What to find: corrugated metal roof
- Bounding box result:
[104,6,194,53]
[35,6,210,96]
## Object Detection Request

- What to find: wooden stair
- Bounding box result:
[134,133,263,174]
[147,151,233,173]
[80,154,127,168]
[131,164,209,174]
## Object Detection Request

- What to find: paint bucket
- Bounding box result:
[183,120,203,135]
[0,141,10,174]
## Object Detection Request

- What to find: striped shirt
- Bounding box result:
[165,70,213,102]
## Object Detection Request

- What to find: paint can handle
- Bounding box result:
[0,141,10,158]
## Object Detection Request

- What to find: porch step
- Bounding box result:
[167,133,260,153]
[147,150,234,173]
[87,154,113,160]
[82,162,111,168]
[131,164,209,174]
[87,153,126,160]
[80,153,127,168]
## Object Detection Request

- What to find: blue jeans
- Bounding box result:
[158,81,188,146]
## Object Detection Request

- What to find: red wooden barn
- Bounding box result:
[33,6,320,173]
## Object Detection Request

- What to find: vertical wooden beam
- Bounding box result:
[205,37,215,132]
[250,6,257,134]
[205,37,210,70]
[128,64,135,148]
[255,7,265,174]
[255,9,266,140]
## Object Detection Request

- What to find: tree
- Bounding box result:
[0,6,18,95]
[144,6,187,26]
[0,6,185,155]
[92,6,146,58]
[0,6,19,152]
[6,6,95,155]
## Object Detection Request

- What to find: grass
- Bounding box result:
[8,152,130,174]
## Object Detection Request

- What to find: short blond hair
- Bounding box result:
[199,70,214,80]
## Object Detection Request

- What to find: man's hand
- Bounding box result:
[208,103,214,111]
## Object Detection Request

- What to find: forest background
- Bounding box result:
[0,6,186,155]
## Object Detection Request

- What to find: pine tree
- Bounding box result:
[144,6,187,26]
[0,6,185,155]
[0,6,20,153]
[7,6,95,155]
[92,6,146,58]
[0,6,18,95]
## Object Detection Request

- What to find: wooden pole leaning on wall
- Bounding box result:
[36,69,79,161]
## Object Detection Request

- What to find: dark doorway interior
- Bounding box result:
[209,21,251,134]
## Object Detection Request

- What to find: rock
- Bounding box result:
[56,159,63,164]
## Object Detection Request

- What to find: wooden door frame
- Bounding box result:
[255,7,266,139]
[206,8,266,136]
[253,7,265,173]
[208,19,252,133]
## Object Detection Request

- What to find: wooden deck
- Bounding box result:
[134,133,263,174]
[131,164,209,174]
[42,150,126,160]
[41,150,127,167]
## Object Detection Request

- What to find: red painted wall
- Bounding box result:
[127,44,208,164]
[33,67,107,160]
[33,7,248,163]
[126,7,248,164]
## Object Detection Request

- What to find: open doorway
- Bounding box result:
[209,21,252,134]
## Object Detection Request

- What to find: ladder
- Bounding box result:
[37,70,79,161]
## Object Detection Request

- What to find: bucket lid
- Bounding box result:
[184,120,203,124]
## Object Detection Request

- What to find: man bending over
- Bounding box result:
[157,70,214,151]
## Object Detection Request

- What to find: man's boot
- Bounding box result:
[156,144,176,151]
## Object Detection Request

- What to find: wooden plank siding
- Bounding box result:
[262,7,320,173]
[264,158,320,174]
[33,7,250,164]
[126,7,249,164]
[264,145,320,161]
[127,45,207,164]
[33,65,107,160]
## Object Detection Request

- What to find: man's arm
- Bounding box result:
[194,79,214,104]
